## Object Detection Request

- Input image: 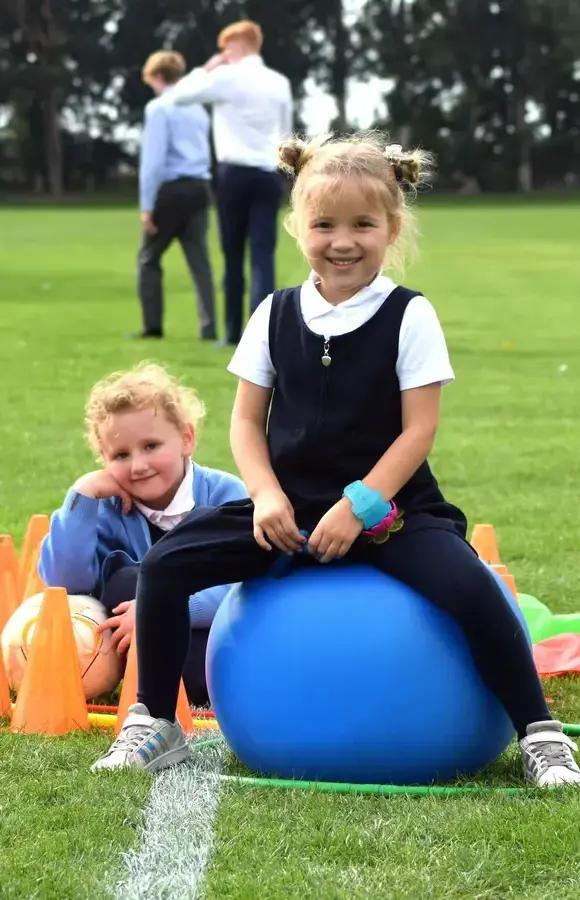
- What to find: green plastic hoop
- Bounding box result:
[193,723,580,797]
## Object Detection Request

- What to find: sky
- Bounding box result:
[301,76,390,134]
[301,0,389,133]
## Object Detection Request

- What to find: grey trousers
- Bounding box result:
[137,181,216,338]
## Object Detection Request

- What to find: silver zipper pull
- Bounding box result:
[321,338,331,367]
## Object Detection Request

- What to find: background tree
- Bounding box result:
[1,0,579,195]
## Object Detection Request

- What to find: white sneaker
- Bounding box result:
[91,703,190,773]
[520,720,580,787]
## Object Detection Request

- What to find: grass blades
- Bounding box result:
[2,198,580,897]
[0,729,150,898]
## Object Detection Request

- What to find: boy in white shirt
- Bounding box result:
[166,20,293,345]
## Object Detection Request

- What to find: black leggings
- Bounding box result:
[135,502,550,737]
[101,566,210,707]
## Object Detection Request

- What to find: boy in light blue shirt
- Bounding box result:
[39,362,246,704]
[135,50,216,341]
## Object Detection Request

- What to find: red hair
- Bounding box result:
[217,20,263,52]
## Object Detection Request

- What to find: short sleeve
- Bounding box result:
[227,296,276,388]
[396,296,454,390]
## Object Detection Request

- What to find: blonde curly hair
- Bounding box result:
[85,362,205,453]
[279,131,434,271]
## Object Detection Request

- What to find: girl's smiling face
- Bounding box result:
[299,176,398,305]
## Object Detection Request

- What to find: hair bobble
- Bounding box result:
[384,144,405,183]
[384,144,403,163]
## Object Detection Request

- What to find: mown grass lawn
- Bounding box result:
[2,198,580,898]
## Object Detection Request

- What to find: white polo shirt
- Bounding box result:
[228,273,455,390]
[167,55,293,172]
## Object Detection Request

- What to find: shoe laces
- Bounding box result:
[109,723,155,756]
[531,739,575,771]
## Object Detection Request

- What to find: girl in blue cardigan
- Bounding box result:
[39,362,246,704]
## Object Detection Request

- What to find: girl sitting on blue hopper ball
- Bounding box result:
[92,132,580,787]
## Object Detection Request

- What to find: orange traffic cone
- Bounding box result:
[470,524,500,565]
[21,547,46,603]
[116,635,139,733]
[500,572,518,602]
[11,587,89,734]
[116,635,193,734]
[490,565,519,604]
[0,650,11,719]
[176,681,194,733]
[0,536,20,633]
[18,515,49,602]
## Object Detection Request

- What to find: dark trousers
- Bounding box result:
[136,502,549,736]
[101,566,209,707]
[138,177,216,339]
[216,164,283,344]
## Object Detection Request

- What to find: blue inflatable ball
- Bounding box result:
[207,564,526,785]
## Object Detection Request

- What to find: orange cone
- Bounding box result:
[115,635,139,733]
[21,547,46,603]
[0,536,20,632]
[500,572,519,602]
[490,564,519,604]
[1,570,19,635]
[470,524,500,565]
[11,587,89,734]
[0,650,11,718]
[176,681,194,733]
[18,515,49,601]
[116,635,193,734]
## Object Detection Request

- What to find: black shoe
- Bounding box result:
[200,331,217,341]
[127,331,163,340]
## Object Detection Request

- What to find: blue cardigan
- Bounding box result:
[39,464,247,628]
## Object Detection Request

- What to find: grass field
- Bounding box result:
[2,198,580,898]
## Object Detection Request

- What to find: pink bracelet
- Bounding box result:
[363,500,399,537]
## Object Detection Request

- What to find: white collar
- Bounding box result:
[234,54,264,68]
[134,458,194,523]
[302,271,397,316]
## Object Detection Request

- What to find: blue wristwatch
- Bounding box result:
[343,481,392,530]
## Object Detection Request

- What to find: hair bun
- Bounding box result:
[384,144,423,186]
[396,157,421,186]
[278,139,307,176]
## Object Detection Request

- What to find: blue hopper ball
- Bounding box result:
[207,564,526,785]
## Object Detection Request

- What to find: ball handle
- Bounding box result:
[268,530,311,579]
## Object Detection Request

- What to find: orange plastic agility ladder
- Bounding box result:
[1,516,514,735]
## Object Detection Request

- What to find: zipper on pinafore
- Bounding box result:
[317,336,331,429]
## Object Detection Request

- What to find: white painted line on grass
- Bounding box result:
[114,738,226,900]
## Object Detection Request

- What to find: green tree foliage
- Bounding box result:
[0,0,578,194]
[360,0,580,191]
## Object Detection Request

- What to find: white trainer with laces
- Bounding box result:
[520,720,580,787]
[91,703,190,773]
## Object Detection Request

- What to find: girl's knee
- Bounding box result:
[405,541,509,615]
[446,557,514,616]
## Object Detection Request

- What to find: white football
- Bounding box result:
[1,592,123,700]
